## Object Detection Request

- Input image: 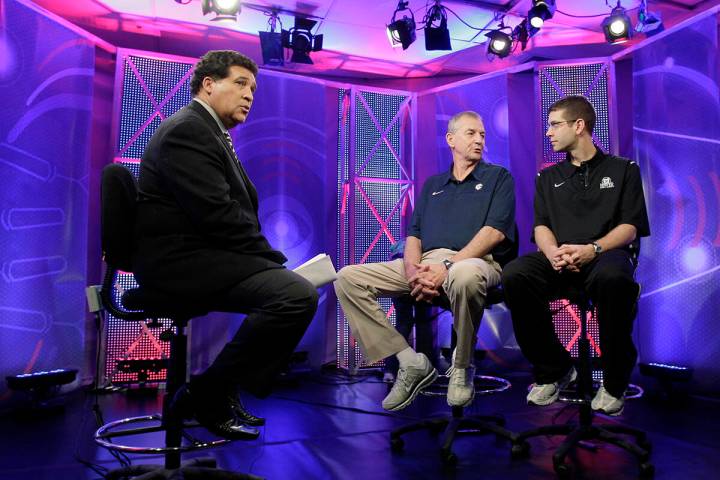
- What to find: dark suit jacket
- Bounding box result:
[133,101,286,300]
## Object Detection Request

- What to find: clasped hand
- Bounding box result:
[547,244,595,273]
[407,263,447,303]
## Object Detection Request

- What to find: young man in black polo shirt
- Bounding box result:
[502,95,650,416]
[335,111,516,411]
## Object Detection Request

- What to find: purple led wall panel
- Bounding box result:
[336,87,413,371]
[537,62,613,368]
[632,14,720,393]
[0,0,94,400]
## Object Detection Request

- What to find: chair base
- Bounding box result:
[104,457,263,479]
[512,412,654,478]
[390,406,516,466]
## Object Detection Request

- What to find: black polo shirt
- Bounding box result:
[408,162,516,266]
[533,147,650,246]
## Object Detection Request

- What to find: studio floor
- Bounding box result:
[0,369,718,480]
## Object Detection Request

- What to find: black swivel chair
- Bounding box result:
[93,163,261,479]
[510,283,654,478]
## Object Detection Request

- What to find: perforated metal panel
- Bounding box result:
[336,88,414,371]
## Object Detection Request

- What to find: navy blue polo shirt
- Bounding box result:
[408,162,516,266]
[534,147,650,246]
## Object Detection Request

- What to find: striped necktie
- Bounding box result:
[223,131,240,164]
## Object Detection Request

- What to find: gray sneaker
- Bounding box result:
[527,366,577,406]
[591,386,625,416]
[382,353,438,411]
[447,364,475,407]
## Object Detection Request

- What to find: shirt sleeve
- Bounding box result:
[484,169,516,242]
[619,161,651,237]
[407,178,431,239]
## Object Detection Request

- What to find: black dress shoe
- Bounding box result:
[228,394,265,426]
[171,385,260,441]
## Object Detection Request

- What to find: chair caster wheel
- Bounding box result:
[511,441,530,459]
[639,462,655,478]
[440,450,457,467]
[390,437,404,453]
[554,462,572,478]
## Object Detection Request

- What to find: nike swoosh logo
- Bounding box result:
[554,182,566,188]
[432,190,443,196]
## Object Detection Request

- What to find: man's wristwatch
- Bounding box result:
[442,259,454,270]
[591,242,603,255]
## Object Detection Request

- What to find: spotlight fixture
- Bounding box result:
[527,0,556,29]
[424,1,451,51]
[601,2,633,44]
[281,17,324,64]
[201,0,240,22]
[387,1,417,50]
[486,30,512,58]
[636,0,664,37]
[259,12,284,66]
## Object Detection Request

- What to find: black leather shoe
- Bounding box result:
[228,394,265,426]
[171,385,260,441]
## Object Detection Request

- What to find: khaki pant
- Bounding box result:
[334,248,501,368]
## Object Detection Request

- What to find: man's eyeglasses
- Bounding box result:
[547,119,578,130]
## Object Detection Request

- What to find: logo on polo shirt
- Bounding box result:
[475,183,483,190]
[432,190,444,196]
[599,177,615,189]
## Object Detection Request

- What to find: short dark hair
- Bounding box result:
[190,50,258,95]
[549,95,596,135]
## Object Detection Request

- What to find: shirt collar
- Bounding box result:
[441,161,485,185]
[193,97,228,134]
[564,145,606,171]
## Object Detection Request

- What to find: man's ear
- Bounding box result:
[201,76,214,95]
[446,132,454,149]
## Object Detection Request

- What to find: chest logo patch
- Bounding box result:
[432,190,444,196]
[599,177,615,189]
[475,183,483,191]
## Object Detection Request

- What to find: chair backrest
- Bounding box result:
[101,163,138,272]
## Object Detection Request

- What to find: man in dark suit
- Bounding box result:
[134,50,318,439]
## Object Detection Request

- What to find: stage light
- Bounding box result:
[602,3,632,44]
[259,12,284,66]
[636,0,664,37]
[486,28,512,58]
[639,362,693,398]
[201,0,240,22]
[424,1,451,51]
[6,368,78,401]
[528,0,556,29]
[281,17,323,64]
[387,1,417,50]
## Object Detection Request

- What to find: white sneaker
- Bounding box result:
[527,367,577,406]
[591,386,625,416]
[447,364,475,407]
[382,353,438,411]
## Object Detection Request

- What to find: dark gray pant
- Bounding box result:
[195,267,318,398]
[502,250,639,398]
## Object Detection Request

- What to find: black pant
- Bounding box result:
[502,250,639,398]
[194,267,318,398]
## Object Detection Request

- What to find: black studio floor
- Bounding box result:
[1,369,718,480]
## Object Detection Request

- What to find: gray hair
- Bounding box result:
[447,111,483,134]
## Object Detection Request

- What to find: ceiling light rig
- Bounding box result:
[528,0,556,29]
[281,17,324,64]
[635,0,664,37]
[424,1,452,51]
[601,1,633,44]
[485,19,513,59]
[201,0,240,22]
[259,12,284,66]
[387,1,417,50]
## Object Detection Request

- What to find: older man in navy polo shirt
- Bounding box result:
[335,111,516,411]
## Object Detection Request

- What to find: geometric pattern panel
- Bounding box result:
[105,51,195,383]
[538,62,613,369]
[336,87,413,371]
[539,62,611,167]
